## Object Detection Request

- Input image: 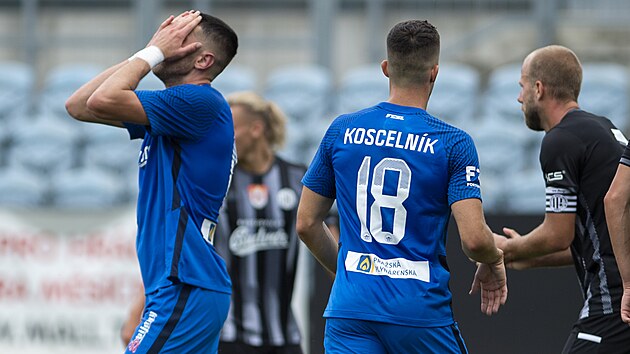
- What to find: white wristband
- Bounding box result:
[128,46,165,69]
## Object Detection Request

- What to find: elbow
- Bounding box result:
[65,96,88,122]
[296,211,321,244]
[604,187,626,215]
[85,92,115,120]
[295,217,312,243]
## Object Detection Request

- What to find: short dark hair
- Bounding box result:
[199,13,238,79]
[386,20,440,86]
[526,45,582,102]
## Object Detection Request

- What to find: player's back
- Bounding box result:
[322,101,480,327]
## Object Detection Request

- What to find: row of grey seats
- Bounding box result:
[0,61,627,211]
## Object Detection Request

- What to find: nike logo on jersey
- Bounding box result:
[343,128,438,154]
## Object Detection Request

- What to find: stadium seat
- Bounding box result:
[428,62,481,128]
[336,64,389,115]
[212,64,257,96]
[264,64,333,122]
[580,63,629,131]
[7,114,80,175]
[503,168,546,215]
[81,124,142,175]
[38,63,103,119]
[263,64,332,164]
[50,165,126,209]
[480,63,523,126]
[469,120,529,176]
[0,165,49,207]
[0,61,34,122]
[478,172,505,214]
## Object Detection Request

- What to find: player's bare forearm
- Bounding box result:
[86,59,151,124]
[605,164,630,283]
[301,222,338,276]
[65,61,128,127]
[498,213,575,263]
[296,187,337,276]
[452,199,503,264]
[506,248,572,270]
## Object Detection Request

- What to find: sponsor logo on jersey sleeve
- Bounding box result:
[345,251,430,282]
[545,170,564,182]
[465,166,481,188]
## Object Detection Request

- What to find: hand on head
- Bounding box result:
[148,10,203,61]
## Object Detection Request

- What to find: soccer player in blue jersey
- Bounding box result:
[296,19,507,354]
[65,11,238,354]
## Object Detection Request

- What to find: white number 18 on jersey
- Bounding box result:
[356,156,411,245]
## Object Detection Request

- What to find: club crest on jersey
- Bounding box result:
[357,255,373,272]
[277,188,298,210]
[248,184,269,209]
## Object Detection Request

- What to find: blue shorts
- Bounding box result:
[324,318,468,354]
[125,283,230,354]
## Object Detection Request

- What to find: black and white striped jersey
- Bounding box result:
[540,109,626,319]
[214,156,306,347]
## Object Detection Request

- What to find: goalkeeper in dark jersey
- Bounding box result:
[494,45,630,354]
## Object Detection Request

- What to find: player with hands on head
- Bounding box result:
[66,10,238,354]
[494,45,630,353]
[297,19,506,354]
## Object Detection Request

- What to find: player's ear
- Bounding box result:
[250,118,265,139]
[381,60,389,78]
[430,64,439,84]
[535,80,544,100]
[195,51,215,70]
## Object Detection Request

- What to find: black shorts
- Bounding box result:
[562,314,630,354]
[218,341,303,354]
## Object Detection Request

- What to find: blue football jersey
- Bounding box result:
[302,102,482,327]
[126,84,236,295]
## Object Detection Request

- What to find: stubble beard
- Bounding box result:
[523,101,544,132]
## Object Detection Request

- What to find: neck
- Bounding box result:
[543,100,579,131]
[387,84,431,110]
[238,143,275,175]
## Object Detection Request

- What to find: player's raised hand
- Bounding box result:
[469,252,508,316]
[147,10,202,61]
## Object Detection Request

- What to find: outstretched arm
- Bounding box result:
[296,187,338,276]
[503,248,573,270]
[452,198,507,316]
[493,213,575,264]
[604,163,630,324]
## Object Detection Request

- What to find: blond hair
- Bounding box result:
[526,45,582,102]
[227,91,287,150]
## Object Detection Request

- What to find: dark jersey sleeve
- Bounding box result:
[540,129,583,213]
[620,143,630,167]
